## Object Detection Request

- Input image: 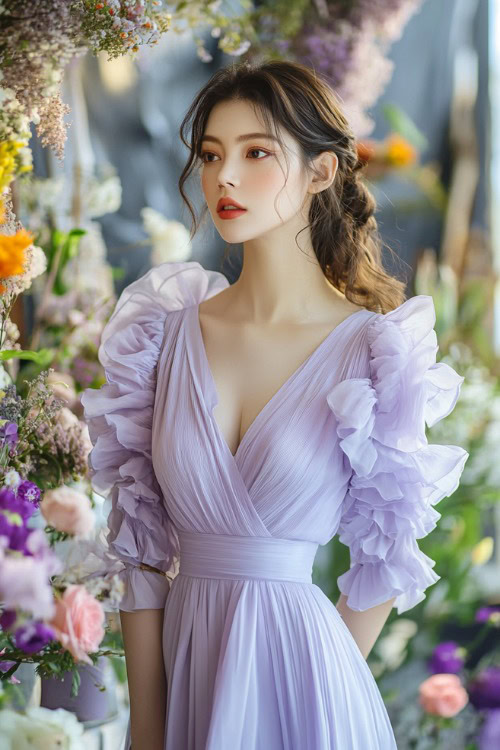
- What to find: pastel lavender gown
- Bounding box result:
[80,261,469,749]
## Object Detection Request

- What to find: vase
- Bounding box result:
[40,655,118,725]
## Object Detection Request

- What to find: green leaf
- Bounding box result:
[0,348,54,366]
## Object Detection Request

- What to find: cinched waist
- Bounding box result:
[177,531,318,583]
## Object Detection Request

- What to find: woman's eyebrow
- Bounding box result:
[201,132,279,144]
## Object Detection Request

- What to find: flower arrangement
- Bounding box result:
[386,605,500,748]
[0,0,427,187]
[0,366,126,695]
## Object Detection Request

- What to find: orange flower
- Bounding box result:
[0,199,5,225]
[385,134,417,168]
[0,229,33,281]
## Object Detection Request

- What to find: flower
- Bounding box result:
[0,531,62,620]
[385,133,417,167]
[56,406,81,431]
[48,584,105,665]
[0,227,33,281]
[475,606,500,624]
[468,667,500,710]
[141,207,192,264]
[0,705,85,749]
[478,708,500,750]
[0,420,18,449]
[40,486,95,537]
[16,479,42,508]
[418,673,469,717]
[429,641,466,675]
[0,609,17,630]
[3,468,21,490]
[471,537,494,565]
[14,620,55,654]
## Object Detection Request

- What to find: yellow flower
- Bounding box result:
[385,134,418,168]
[0,139,33,193]
[0,228,33,283]
[471,537,494,566]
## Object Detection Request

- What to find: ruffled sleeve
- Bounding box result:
[80,261,228,611]
[327,295,469,614]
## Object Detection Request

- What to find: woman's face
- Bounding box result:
[199,99,311,244]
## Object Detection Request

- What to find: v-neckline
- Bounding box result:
[191,303,368,461]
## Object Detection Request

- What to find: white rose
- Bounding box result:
[0,706,85,749]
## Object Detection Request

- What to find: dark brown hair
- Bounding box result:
[178,59,408,313]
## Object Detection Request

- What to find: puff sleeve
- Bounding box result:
[327,295,469,614]
[80,261,228,611]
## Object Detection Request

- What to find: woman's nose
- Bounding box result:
[217,162,240,188]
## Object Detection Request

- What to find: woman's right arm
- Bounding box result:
[120,609,167,750]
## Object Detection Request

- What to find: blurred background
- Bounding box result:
[0,1,499,748]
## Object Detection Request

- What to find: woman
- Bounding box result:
[81,60,469,749]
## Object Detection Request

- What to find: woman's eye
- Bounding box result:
[201,152,219,163]
[247,148,269,159]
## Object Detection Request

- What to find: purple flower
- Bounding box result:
[475,606,500,623]
[429,641,465,675]
[16,480,41,508]
[469,667,500,710]
[0,529,62,620]
[0,486,36,527]
[0,659,17,672]
[0,609,17,630]
[0,421,18,449]
[478,709,500,750]
[0,487,19,513]
[13,621,55,654]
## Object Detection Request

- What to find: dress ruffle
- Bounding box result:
[80,262,228,610]
[327,295,469,614]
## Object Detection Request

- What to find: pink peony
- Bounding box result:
[419,673,469,717]
[40,486,95,537]
[48,584,105,665]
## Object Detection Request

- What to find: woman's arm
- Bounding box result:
[336,593,396,660]
[120,609,167,750]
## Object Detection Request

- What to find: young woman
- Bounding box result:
[81,60,469,749]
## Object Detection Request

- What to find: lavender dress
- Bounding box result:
[81,261,469,749]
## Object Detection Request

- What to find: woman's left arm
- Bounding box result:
[336,594,396,660]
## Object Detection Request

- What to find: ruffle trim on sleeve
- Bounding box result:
[80,262,229,610]
[327,295,469,614]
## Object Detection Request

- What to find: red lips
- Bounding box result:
[216,197,246,212]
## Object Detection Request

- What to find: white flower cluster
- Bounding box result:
[141,206,192,265]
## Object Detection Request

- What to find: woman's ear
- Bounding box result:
[308,151,338,194]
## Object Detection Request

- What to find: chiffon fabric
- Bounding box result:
[81,261,469,749]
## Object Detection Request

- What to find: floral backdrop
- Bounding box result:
[0,1,498,748]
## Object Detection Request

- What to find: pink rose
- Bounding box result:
[48,584,105,664]
[40,487,95,537]
[419,673,469,717]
